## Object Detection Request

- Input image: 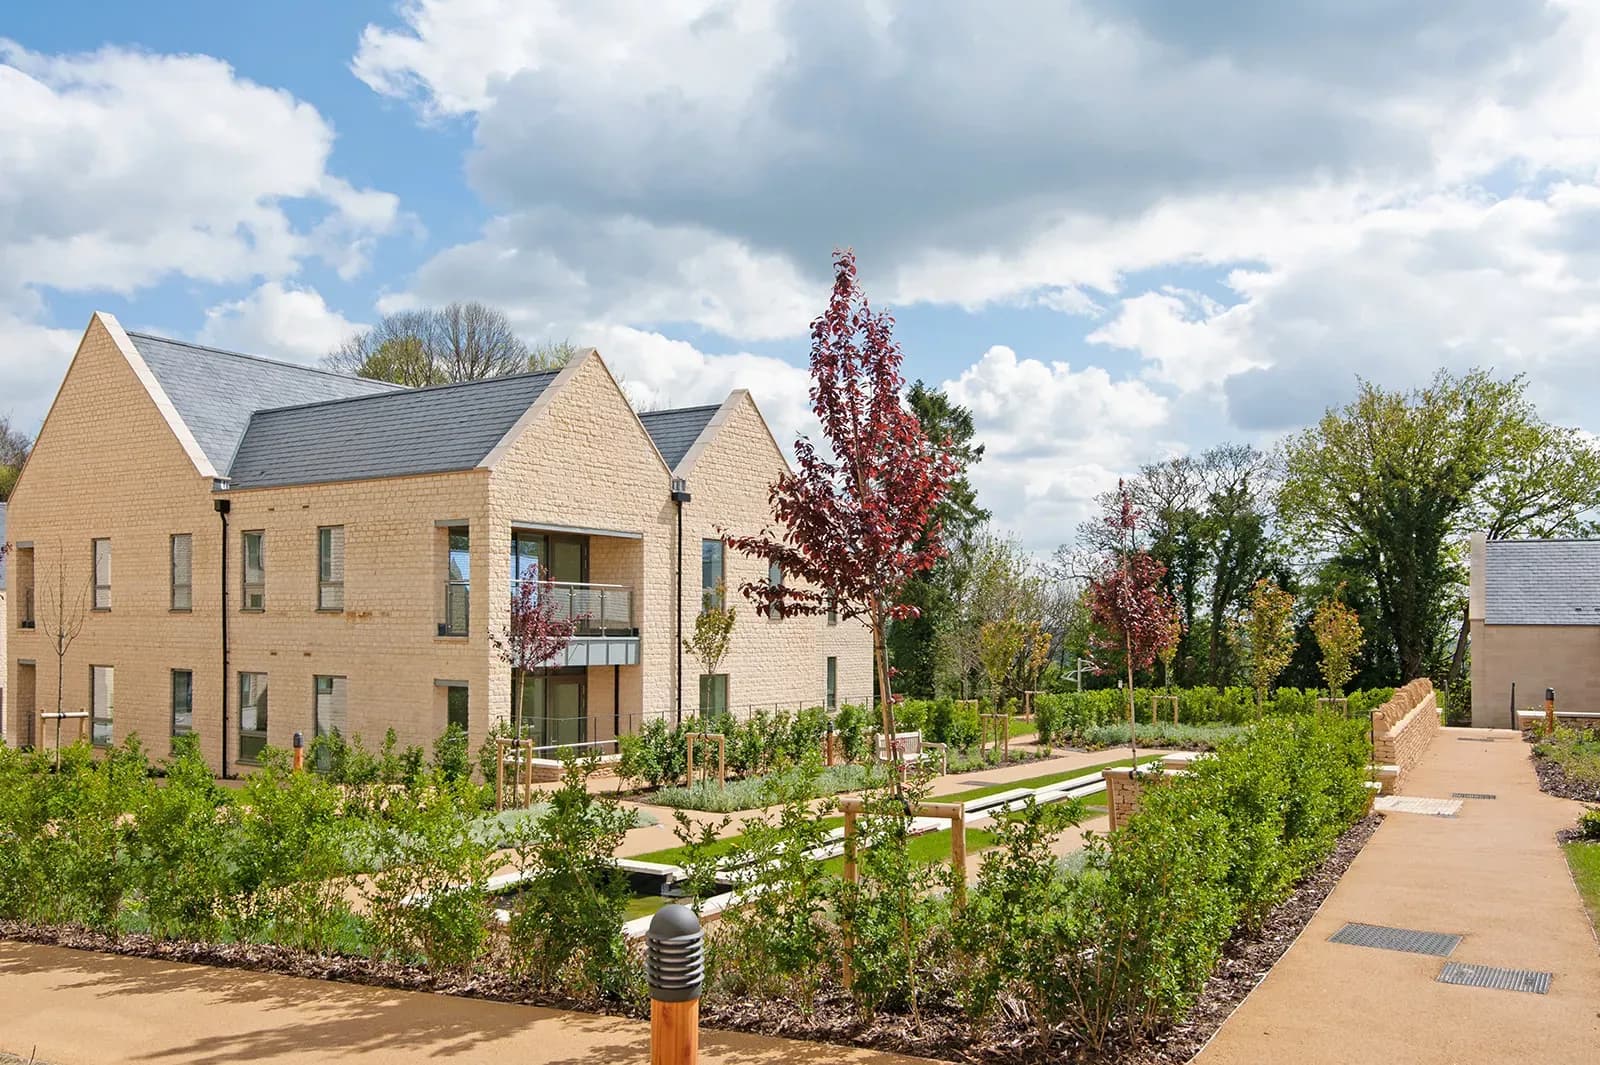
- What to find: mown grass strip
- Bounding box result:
[930,753,1165,805]
[1565,841,1600,935]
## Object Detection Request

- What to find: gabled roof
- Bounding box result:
[1483,538,1600,625]
[638,404,723,472]
[226,370,560,489]
[128,332,398,477]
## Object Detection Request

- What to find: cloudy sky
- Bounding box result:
[5,1,1600,550]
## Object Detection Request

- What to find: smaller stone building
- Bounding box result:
[1469,533,1600,728]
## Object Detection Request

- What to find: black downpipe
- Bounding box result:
[613,664,621,738]
[670,478,692,726]
[214,498,231,778]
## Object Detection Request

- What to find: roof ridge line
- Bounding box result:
[246,367,563,418]
[125,331,402,389]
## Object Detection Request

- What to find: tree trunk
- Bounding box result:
[1125,630,1137,764]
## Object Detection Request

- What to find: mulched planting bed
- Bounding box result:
[0,812,1383,1065]
[1530,751,1600,804]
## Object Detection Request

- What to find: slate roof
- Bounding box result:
[638,404,721,471]
[128,333,398,476]
[226,370,560,489]
[1483,538,1600,625]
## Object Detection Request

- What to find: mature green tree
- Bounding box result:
[937,530,1043,697]
[0,415,31,500]
[1198,444,1276,684]
[326,303,572,385]
[1280,370,1600,682]
[886,381,989,695]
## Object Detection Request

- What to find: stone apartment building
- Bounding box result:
[3,313,870,774]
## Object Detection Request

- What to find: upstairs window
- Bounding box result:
[242,531,265,611]
[15,545,34,628]
[170,534,193,611]
[92,538,111,610]
[700,539,725,611]
[318,526,345,611]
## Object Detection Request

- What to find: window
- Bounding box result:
[170,534,193,611]
[314,675,347,740]
[239,672,269,763]
[700,539,725,611]
[698,673,729,715]
[318,526,345,611]
[442,526,470,636]
[171,670,194,736]
[92,538,111,610]
[765,560,783,618]
[242,531,265,610]
[91,665,114,746]
[16,545,34,628]
[446,685,469,732]
[826,656,838,711]
[827,597,838,626]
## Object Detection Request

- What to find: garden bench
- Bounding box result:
[875,730,948,775]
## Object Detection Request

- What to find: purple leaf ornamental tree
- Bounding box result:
[491,568,580,748]
[724,249,957,768]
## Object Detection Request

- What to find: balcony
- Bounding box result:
[513,579,639,667]
[439,580,470,637]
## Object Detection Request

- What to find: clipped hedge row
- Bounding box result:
[1033,685,1394,745]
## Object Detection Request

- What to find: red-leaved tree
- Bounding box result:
[491,569,580,747]
[1088,481,1182,757]
[725,250,957,764]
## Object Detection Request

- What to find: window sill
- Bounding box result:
[316,608,345,614]
[91,607,111,614]
[170,608,193,615]
[240,608,265,614]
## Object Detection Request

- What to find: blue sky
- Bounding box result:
[4,1,1600,550]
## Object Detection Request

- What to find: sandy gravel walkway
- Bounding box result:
[1196,727,1600,1064]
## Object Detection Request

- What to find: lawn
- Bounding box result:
[1565,841,1600,935]
[819,825,1002,877]
[929,753,1165,805]
[631,815,848,866]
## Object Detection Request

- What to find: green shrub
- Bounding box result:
[504,756,639,998]
[833,703,871,763]
[42,739,151,932]
[650,760,885,813]
[1580,808,1600,841]
[431,723,472,783]
[618,716,689,788]
[362,774,493,970]
[0,744,52,920]
[131,735,236,941]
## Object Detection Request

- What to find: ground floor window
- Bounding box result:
[90,665,113,746]
[239,672,269,763]
[514,668,587,748]
[446,684,469,732]
[698,673,729,716]
[171,670,193,736]
[826,657,838,711]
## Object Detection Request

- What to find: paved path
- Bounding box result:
[1196,727,1600,1065]
[0,942,929,1065]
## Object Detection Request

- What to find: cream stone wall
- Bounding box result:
[5,316,222,763]
[674,393,874,717]
[1470,619,1600,729]
[0,589,7,736]
[220,469,493,761]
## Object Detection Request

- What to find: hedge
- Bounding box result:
[1032,685,1394,745]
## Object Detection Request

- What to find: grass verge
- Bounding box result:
[929,753,1165,805]
[1565,841,1600,937]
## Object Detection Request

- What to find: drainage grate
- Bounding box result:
[1437,962,1551,994]
[1329,922,1461,957]
[1451,792,1497,800]
[961,780,1003,788]
[1457,736,1496,743]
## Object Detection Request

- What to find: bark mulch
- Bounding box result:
[0,814,1383,1065]
[1530,751,1600,804]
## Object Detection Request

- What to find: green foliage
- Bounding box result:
[1029,685,1394,743]
[504,755,639,998]
[1579,808,1600,842]
[1535,727,1600,785]
[362,774,493,970]
[131,735,234,940]
[1244,579,1297,711]
[650,760,885,813]
[431,723,472,782]
[1311,594,1364,696]
[40,739,151,932]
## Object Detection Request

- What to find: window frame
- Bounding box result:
[90,664,114,747]
[91,538,111,611]
[697,672,729,716]
[765,560,783,619]
[238,671,269,764]
[826,656,838,711]
[317,525,345,612]
[171,669,194,737]
[241,530,266,612]
[170,533,193,612]
[446,684,469,733]
[700,538,725,611]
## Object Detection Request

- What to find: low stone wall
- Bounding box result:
[1103,763,1192,831]
[1370,678,1439,793]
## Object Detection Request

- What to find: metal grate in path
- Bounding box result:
[1451,792,1497,800]
[1437,962,1551,994]
[1329,922,1461,957]
[1457,736,1496,743]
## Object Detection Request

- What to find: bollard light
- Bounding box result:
[646,903,703,1065]
[292,730,305,772]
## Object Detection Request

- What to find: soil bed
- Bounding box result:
[0,813,1383,1065]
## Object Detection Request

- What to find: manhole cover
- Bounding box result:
[1374,796,1462,817]
[1329,922,1461,957]
[1437,962,1550,994]
[1451,792,1497,800]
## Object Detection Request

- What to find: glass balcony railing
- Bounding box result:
[439,580,469,637]
[512,580,634,636]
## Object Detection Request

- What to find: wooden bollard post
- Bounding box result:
[647,904,704,1065]
[494,738,506,813]
[839,797,861,989]
[292,731,305,773]
[1546,687,1557,736]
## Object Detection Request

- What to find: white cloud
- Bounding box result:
[1088,288,1262,394]
[198,282,365,364]
[0,38,402,430]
